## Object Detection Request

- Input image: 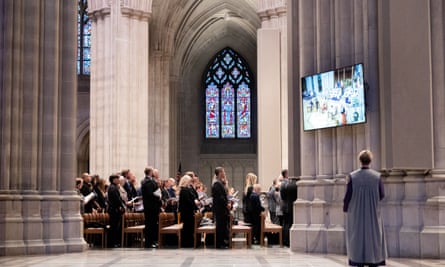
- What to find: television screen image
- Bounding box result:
[301,63,366,131]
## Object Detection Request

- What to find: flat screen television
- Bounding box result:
[301,63,366,131]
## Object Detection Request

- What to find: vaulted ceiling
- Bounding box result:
[150,0,260,77]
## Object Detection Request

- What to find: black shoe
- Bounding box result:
[144,243,158,249]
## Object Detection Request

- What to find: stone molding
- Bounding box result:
[120,0,152,20]
[88,0,111,20]
[257,5,286,22]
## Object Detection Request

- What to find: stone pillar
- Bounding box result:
[380,170,404,257]
[89,0,151,179]
[421,170,445,258]
[257,0,288,186]
[326,175,347,254]
[0,0,84,256]
[257,28,282,187]
[306,178,332,253]
[290,177,314,252]
[399,171,426,257]
[147,51,171,178]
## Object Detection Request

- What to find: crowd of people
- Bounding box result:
[75,165,298,249]
[75,150,387,267]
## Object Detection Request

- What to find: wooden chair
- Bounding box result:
[260,211,282,247]
[230,214,251,248]
[158,212,183,248]
[194,212,216,248]
[121,212,145,247]
[83,213,109,248]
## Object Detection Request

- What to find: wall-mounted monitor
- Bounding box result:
[301,63,366,131]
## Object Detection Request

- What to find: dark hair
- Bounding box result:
[281,169,288,177]
[144,166,153,176]
[121,169,130,178]
[359,150,373,165]
[215,166,224,176]
[109,174,120,183]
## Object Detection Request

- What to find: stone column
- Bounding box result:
[147,50,171,177]
[399,171,426,257]
[89,0,151,179]
[257,0,287,187]
[0,0,84,256]
[290,177,314,252]
[380,170,404,257]
[424,0,445,259]
[421,170,445,258]
[326,175,347,254]
[257,28,282,188]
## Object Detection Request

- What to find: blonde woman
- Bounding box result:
[178,175,198,247]
[242,172,258,223]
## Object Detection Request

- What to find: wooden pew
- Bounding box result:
[259,211,282,247]
[121,212,145,247]
[194,212,216,248]
[158,212,182,248]
[83,213,109,248]
[230,214,251,248]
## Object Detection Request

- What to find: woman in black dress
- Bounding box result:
[178,175,198,247]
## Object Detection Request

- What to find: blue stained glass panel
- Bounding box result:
[221,83,235,138]
[237,82,251,138]
[206,83,220,138]
[77,0,91,75]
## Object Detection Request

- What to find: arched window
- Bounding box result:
[77,0,91,75]
[205,48,253,139]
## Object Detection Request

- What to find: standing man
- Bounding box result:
[280,169,298,247]
[343,150,387,267]
[107,174,126,248]
[211,166,230,249]
[122,169,137,202]
[141,166,162,248]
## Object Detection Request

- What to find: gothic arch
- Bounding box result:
[76,119,90,175]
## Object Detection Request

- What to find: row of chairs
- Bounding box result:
[83,211,282,248]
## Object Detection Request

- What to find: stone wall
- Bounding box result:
[290,171,445,258]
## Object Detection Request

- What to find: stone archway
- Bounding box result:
[76,119,90,176]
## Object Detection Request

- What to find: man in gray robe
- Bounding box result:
[343,150,387,267]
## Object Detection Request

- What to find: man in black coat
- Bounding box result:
[280,170,298,247]
[250,184,265,244]
[107,174,126,248]
[211,166,230,249]
[141,166,162,248]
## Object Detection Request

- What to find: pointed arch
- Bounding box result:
[204,47,253,139]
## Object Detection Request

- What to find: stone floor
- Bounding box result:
[0,244,443,267]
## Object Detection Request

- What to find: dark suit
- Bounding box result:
[107,183,125,247]
[80,182,93,213]
[249,191,264,243]
[212,180,229,248]
[141,176,161,247]
[178,186,198,247]
[280,178,298,246]
[123,181,137,202]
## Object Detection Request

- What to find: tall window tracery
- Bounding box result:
[205,48,253,139]
[77,0,91,75]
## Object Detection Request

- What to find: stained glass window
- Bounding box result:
[205,48,252,139]
[77,0,91,75]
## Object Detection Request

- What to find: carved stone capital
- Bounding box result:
[120,0,152,21]
[88,0,112,20]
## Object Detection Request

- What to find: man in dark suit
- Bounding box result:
[141,166,161,248]
[250,183,265,244]
[211,166,230,249]
[107,174,126,248]
[122,169,137,202]
[280,169,298,247]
